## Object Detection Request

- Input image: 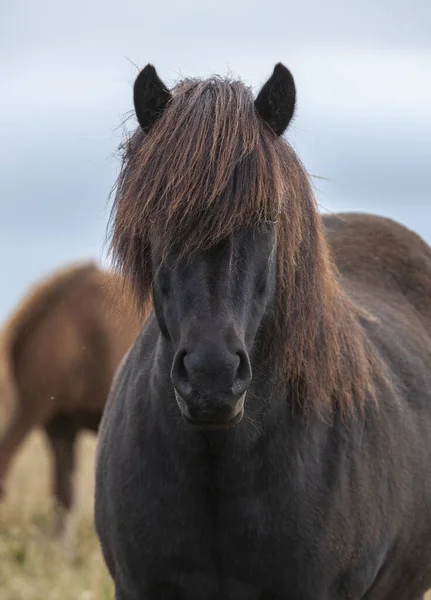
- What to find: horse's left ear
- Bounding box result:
[133,64,172,133]
[255,63,296,136]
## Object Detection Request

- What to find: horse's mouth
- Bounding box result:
[182,406,245,430]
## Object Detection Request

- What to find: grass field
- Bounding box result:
[0,431,113,600]
[2,431,431,600]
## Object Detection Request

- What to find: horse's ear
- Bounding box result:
[254,63,296,136]
[133,64,172,133]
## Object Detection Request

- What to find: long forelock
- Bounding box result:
[109,76,294,263]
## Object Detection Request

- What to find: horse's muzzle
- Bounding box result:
[174,390,246,430]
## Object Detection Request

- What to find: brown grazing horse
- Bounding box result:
[0,261,142,539]
[95,63,431,600]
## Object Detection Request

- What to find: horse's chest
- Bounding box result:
[210,492,313,593]
[117,431,357,597]
[131,480,325,599]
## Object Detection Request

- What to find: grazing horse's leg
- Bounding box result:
[0,404,50,500]
[44,417,78,558]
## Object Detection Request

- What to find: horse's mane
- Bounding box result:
[97,267,149,332]
[0,262,98,434]
[109,75,383,416]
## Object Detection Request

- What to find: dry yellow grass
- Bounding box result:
[0,431,113,600]
[2,430,431,600]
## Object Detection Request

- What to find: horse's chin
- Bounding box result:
[181,406,245,430]
[175,390,246,430]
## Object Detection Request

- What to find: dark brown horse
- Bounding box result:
[0,262,142,543]
[95,63,431,599]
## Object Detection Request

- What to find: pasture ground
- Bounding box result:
[1,431,431,600]
[0,431,113,600]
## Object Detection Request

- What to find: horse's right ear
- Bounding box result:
[254,63,296,136]
[133,64,172,133]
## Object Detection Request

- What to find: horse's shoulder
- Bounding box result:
[97,312,159,436]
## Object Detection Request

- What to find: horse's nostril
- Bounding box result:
[234,349,252,395]
[236,350,247,380]
[176,350,189,383]
[171,349,192,398]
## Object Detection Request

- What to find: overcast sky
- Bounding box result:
[1,0,430,320]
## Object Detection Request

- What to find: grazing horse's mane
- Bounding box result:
[109,74,382,416]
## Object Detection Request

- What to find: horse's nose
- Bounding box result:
[171,340,252,422]
[171,340,251,409]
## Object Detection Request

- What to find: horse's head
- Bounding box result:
[152,226,277,429]
[111,64,298,428]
